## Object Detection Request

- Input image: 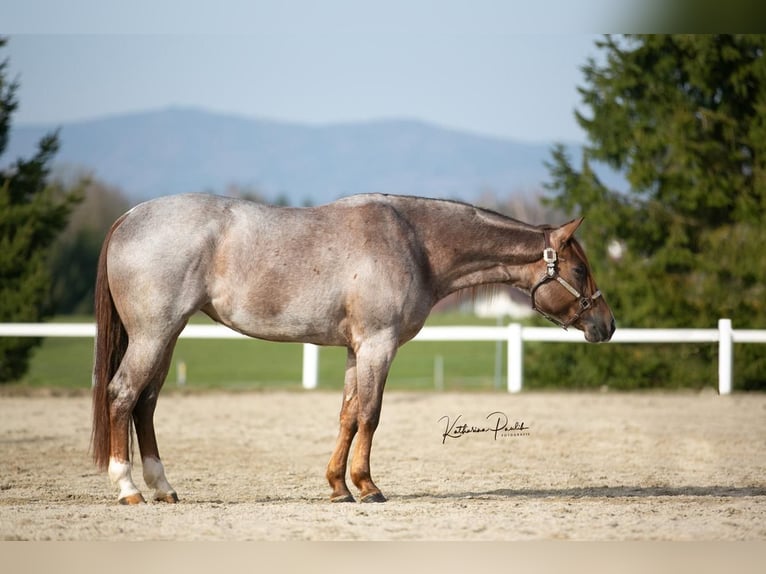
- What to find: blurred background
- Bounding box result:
[1,2,764,391]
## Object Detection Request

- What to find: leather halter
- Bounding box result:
[529,230,602,329]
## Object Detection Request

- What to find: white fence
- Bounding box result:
[1,319,764,394]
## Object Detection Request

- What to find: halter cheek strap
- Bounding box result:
[530,230,602,329]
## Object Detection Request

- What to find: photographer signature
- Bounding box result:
[438,411,529,444]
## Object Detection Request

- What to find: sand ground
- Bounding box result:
[1,389,764,540]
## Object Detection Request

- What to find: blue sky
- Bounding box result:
[1,1,638,143]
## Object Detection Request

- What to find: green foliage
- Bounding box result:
[0,38,82,382]
[48,177,130,314]
[539,34,766,390]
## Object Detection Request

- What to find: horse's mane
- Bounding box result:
[371,193,529,224]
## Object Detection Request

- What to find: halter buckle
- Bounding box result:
[543,247,557,277]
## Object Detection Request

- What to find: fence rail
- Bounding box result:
[1,319,764,394]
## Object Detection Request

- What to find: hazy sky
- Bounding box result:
[1,1,634,143]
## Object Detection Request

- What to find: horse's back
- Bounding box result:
[107,192,376,285]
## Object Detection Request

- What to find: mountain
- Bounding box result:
[3,107,606,205]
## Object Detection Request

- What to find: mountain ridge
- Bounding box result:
[4,106,594,205]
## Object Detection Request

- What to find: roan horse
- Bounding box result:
[91,193,615,504]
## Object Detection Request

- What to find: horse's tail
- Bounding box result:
[91,213,130,471]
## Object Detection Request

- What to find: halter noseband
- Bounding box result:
[529,230,602,329]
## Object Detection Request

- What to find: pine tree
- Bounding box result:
[536,34,766,390]
[0,38,82,382]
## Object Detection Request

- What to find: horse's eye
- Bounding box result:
[573,265,586,281]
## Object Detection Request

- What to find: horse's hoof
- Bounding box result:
[330,493,356,503]
[118,493,146,505]
[154,492,179,503]
[360,492,387,503]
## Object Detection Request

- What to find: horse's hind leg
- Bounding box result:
[107,338,171,504]
[133,339,179,503]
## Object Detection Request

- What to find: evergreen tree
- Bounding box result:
[0,38,82,382]
[535,34,766,390]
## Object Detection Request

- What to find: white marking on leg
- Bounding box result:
[142,456,177,500]
[108,458,142,501]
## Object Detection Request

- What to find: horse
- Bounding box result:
[91,193,615,504]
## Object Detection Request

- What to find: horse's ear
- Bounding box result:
[550,217,583,247]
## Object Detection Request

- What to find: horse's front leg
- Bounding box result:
[349,334,397,503]
[326,349,359,502]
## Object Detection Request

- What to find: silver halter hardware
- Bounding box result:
[543,247,557,277]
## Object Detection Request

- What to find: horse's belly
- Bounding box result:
[233,317,348,346]
[210,295,349,346]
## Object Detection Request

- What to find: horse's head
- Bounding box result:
[528,218,615,342]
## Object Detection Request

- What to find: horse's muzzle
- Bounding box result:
[583,315,616,343]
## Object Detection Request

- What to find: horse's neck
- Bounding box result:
[398,198,545,299]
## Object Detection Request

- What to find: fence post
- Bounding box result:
[302,343,319,389]
[434,354,444,391]
[507,323,523,393]
[718,318,733,395]
[176,360,187,386]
